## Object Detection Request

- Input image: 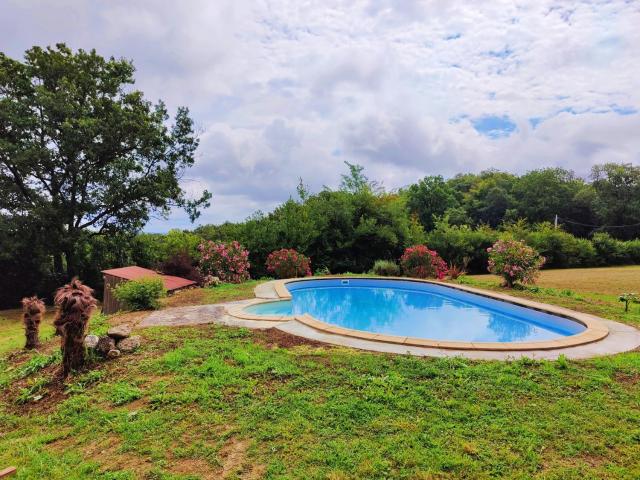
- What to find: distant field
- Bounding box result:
[469,265,640,295]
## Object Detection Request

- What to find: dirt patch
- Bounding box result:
[170,457,218,478]
[161,288,208,308]
[614,371,640,385]
[108,310,151,328]
[253,328,328,349]
[218,437,249,478]
[50,434,154,476]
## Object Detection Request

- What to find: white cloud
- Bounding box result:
[1,0,639,229]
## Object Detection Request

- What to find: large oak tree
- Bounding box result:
[0,44,210,277]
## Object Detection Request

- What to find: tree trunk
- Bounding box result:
[53,253,64,277]
[61,318,86,376]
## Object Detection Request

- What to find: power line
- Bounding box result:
[556,216,640,229]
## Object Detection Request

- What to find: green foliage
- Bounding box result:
[425,218,498,272]
[15,377,49,404]
[619,293,639,312]
[591,163,640,239]
[15,351,61,379]
[371,260,400,276]
[592,232,629,265]
[0,43,210,284]
[405,175,460,231]
[113,277,166,310]
[108,382,142,406]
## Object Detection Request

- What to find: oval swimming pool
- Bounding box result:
[244,278,587,343]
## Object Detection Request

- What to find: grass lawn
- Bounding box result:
[0,268,639,479]
[0,309,56,356]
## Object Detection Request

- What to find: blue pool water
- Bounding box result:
[245,279,585,343]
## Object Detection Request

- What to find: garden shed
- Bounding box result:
[102,266,196,314]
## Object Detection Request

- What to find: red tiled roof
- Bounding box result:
[102,266,196,291]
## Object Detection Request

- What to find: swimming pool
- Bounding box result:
[243,278,593,345]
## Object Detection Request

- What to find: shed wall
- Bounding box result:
[102,274,127,314]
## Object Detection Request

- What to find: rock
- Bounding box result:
[107,324,132,339]
[96,335,116,356]
[117,335,141,353]
[107,349,121,358]
[84,335,99,349]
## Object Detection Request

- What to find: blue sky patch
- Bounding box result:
[487,46,513,58]
[472,115,517,138]
[611,105,637,115]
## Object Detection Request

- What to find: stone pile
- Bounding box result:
[84,324,141,358]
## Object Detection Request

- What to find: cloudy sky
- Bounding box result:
[2,0,639,231]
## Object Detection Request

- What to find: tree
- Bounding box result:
[53,278,97,376]
[339,161,381,193]
[21,296,45,349]
[464,170,518,227]
[512,168,587,224]
[591,163,640,239]
[405,175,460,231]
[0,44,211,278]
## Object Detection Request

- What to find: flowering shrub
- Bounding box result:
[198,240,250,283]
[487,239,545,288]
[266,248,312,279]
[400,245,448,280]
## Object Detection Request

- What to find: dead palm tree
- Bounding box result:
[21,296,45,349]
[53,278,97,377]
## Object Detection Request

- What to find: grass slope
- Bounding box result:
[0,269,638,479]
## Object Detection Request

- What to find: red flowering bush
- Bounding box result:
[487,239,545,288]
[266,249,312,279]
[197,240,250,284]
[400,245,448,280]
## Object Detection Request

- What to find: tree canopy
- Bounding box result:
[0,44,210,278]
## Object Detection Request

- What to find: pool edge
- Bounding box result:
[235,276,612,351]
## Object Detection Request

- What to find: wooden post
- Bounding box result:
[0,466,17,478]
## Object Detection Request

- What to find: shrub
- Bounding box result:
[425,218,498,273]
[265,249,312,279]
[487,239,545,288]
[524,223,596,268]
[372,260,400,276]
[592,232,628,265]
[113,277,166,310]
[619,293,639,312]
[625,239,640,264]
[159,251,203,285]
[400,245,448,280]
[198,240,251,283]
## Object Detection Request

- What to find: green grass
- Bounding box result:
[459,273,640,327]
[0,269,639,479]
[0,310,56,355]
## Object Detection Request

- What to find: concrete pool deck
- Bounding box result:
[139,278,640,360]
[225,277,640,359]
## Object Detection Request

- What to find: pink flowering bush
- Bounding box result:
[487,239,545,288]
[266,249,312,279]
[197,240,250,284]
[400,245,448,280]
